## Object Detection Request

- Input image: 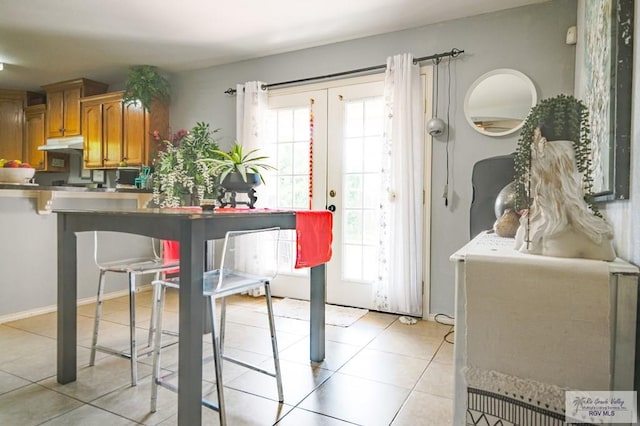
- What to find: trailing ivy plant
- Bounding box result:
[152,122,223,207]
[123,65,170,112]
[514,94,599,215]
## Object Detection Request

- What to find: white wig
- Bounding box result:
[524,135,613,246]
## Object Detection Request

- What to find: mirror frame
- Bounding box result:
[464,68,537,137]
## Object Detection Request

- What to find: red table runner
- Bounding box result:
[162,208,332,269]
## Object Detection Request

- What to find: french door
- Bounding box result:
[264,75,428,314]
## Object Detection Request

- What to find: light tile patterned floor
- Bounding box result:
[0,291,454,425]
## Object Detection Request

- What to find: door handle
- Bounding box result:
[327,204,336,212]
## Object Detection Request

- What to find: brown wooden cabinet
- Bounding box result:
[42,78,108,139]
[24,104,46,170]
[25,104,70,172]
[0,90,28,161]
[82,95,123,168]
[81,91,168,169]
[0,90,44,162]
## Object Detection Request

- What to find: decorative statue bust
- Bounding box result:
[514,130,616,261]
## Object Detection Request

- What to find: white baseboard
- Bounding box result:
[0,284,153,324]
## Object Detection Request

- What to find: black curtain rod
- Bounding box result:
[224,48,464,95]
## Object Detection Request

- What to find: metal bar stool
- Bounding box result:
[89,231,180,386]
[149,227,283,426]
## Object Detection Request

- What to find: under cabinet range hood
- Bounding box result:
[38,136,84,153]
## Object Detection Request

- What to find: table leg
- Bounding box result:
[57,215,77,384]
[309,264,326,362]
[177,220,205,425]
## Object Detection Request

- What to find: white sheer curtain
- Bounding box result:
[235,81,270,202]
[236,81,269,152]
[373,53,424,316]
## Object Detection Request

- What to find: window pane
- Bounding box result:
[278,110,294,141]
[345,102,364,138]
[277,142,293,174]
[343,210,362,245]
[293,141,310,175]
[362,174,381,209]
[363,136,382,173]
[293,108,309,141]
[278,176,293,207]
[293,176,309,209]
[362,210,378,245]
[343,137,363,173]
[364,99,384,136]
[343,174,363,209]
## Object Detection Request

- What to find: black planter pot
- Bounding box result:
[217,172,261,208]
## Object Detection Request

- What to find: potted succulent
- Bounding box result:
[198,143,276,208]
[123,65,170,112]
[152,122,223,207]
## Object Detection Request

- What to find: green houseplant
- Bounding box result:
[123,65,170,112]
[513,94,598,215]
[198,142,276,208]
[201,143,276,185]
[152,122,222,207]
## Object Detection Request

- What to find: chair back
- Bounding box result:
[93,231,163,267]
[217,227,280,291]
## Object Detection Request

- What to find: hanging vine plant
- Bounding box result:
[123,65,170,112]
[513,94,599,215]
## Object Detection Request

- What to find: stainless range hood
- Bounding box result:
[38,136,84,153]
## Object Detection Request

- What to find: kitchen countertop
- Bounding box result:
[0,184,154,214]
[0,183,151,193]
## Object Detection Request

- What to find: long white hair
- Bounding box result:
[524,135,613,245]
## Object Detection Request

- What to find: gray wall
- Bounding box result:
[169,0,577,316]
[0,196,151,317]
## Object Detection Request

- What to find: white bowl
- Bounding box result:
[0,167,36,183]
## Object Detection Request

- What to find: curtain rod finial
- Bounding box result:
[224,88,237,96]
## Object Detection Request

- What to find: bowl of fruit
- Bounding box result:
[0,159,35,184]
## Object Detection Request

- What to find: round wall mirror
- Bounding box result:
[464,69,537,137]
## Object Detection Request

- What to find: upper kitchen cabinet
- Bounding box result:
[24,104,70,172]
[81,91,168,169]
[41,78,108,139]
[124,98,169,167]
[82,93,123,169]
[0,89,42,161]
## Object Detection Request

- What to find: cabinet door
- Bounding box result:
[102,100,123,168]
[63,87,82,136]
[0,97,25,161]
[47,90,65,138]
[83,103,103,168]
[123,101,145,166]
[25,107,46,170]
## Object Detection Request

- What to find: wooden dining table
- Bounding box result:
[55,208,329,425]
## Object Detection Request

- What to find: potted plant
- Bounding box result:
[513,94,597,214]
[151,122,222,207]
[199,143,276,208]
[123,65,170,112]
[512,94,615,260]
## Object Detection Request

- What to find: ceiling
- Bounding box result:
[0,0,546,92]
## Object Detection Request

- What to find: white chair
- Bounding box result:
[150,227,283,426]
[89,231,180,386]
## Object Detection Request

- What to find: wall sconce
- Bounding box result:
[0,63,4,71]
